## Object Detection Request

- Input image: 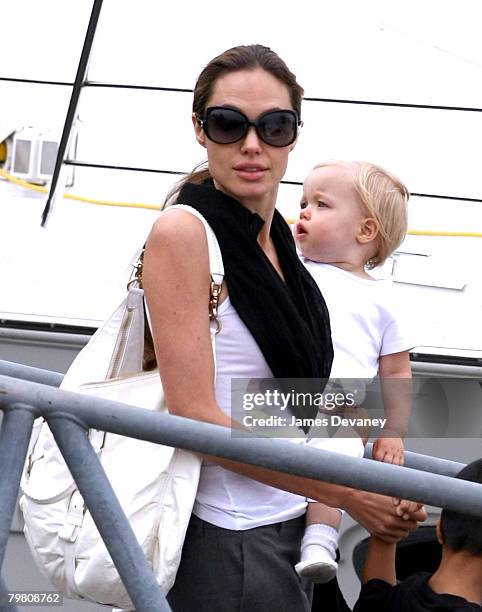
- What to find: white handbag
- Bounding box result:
[19,205,224,609]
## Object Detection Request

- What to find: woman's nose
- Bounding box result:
[241,126,262,153]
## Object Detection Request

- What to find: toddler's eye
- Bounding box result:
[300,201,307,209]
[317,201,326,208]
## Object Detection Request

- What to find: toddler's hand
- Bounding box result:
[372,433,404,465]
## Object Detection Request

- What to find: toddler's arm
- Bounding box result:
[374,350,412,464]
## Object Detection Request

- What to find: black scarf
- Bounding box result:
[178,181,333,388]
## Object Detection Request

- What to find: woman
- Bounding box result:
[143,44,424,611]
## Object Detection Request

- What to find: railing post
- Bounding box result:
[0,574,20,612]
[47,415,171,611]
[0,405,35,570]
[0,405,34,612]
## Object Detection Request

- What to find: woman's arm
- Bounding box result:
[143,211,425,532]
[143,210,228,426]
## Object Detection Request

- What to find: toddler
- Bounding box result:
[294,161,413,582]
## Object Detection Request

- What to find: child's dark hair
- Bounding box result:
[439,458,482,554]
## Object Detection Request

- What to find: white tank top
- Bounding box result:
[193,297,307,530]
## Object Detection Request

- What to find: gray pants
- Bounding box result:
[167,513,313,612]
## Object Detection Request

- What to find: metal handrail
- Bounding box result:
[1,361,481,611]
[364,443,466,477]
[0,360,63,388]
[1,374,481,513]
[0,360,468,477]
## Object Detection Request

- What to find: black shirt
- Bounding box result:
[354,573,482,612]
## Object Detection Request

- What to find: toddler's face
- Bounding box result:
[294,164,365,264]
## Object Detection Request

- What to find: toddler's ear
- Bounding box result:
[357,218,378,244]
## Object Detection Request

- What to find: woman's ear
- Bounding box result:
[357,218,378,245]
[192,113,206,147]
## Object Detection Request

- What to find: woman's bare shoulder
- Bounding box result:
[143,208,211,290]
[146,208,209,256]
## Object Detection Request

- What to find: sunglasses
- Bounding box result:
[197,106,302,147]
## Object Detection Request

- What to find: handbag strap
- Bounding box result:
[169,204,224,330]
[169,204,224,285]
[130,204,225,335]
[131,204,224,284]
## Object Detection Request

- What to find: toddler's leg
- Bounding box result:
[295,502,341,584]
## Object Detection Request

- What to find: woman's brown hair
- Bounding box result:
[163,44,304,207]
[142,46,304,370]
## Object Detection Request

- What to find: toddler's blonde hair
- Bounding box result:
[314,161,409,268]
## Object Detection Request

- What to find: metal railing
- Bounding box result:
[0,359,481,611]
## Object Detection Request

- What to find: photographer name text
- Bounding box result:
[242,414,387,429]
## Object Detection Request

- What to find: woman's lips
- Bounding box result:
[233,164,266,180]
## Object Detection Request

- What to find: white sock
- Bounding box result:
[299,523,338,563]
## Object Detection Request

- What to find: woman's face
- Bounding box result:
[193,68,296,211]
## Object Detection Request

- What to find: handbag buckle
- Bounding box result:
[58,490,85,543]
[209,280,222,334]
[128,247,145,290]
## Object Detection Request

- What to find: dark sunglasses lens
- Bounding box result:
[259,111,297,146]
[205,108,247,144]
